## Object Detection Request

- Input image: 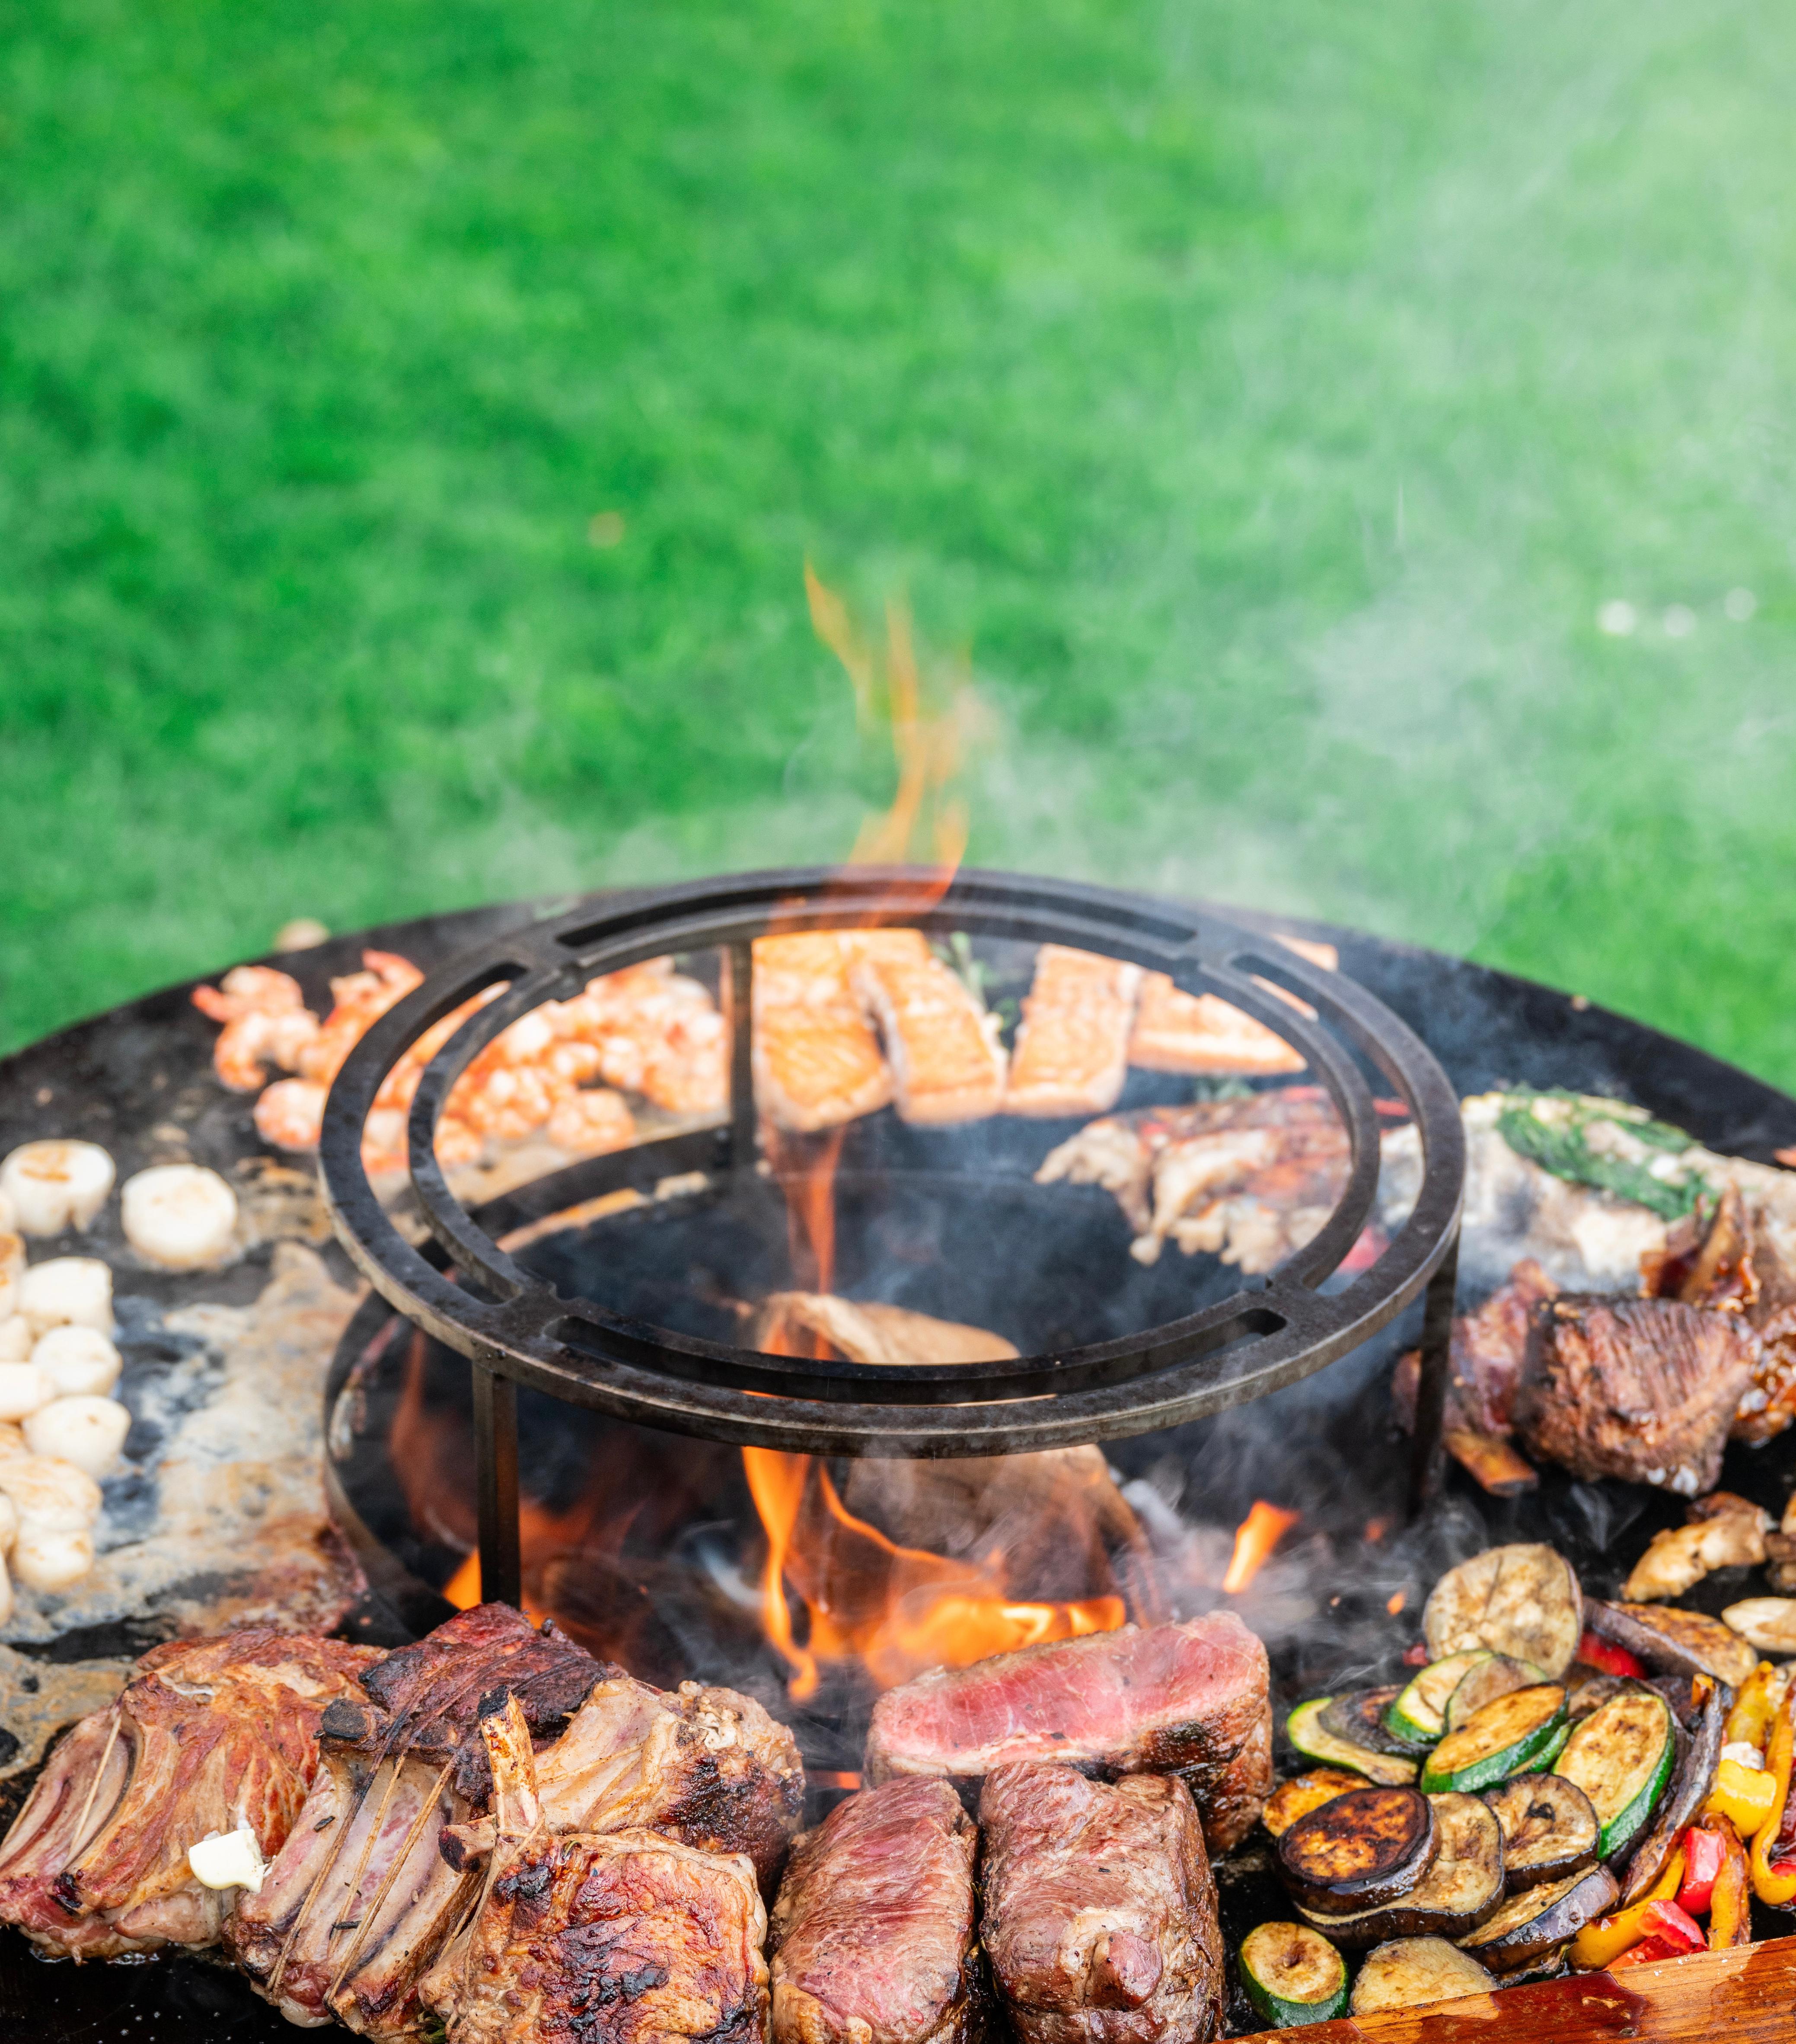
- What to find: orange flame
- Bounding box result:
[1222,1501,1300,1594]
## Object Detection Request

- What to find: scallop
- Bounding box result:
[0,1363,57,1423]
[0,1141,117,1236]
[24,1397,131,1480]
[0,1454,103,1530]
[0,1318,32,1362]
[0,1489,17,1554]
[0,1232,22,1320]
[18,1257,114,1337]
[120,1165,239,1270]
[13,1524,96,1592]
[31,1325,123,1399]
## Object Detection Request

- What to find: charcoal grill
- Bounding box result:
[316,868,1469,1610]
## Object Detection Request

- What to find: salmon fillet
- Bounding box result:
[1004,946,1143,1118]
[1126,936,1337,1076]
[849,934,1008,1125]
[753,933,896,1132]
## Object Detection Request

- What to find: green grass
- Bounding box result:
[3,0,1794,1086]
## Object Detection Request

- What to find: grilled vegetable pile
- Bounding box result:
[1245,1538,1796,2025]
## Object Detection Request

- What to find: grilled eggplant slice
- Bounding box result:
[1321,1687,1428,1757]
[1584,1600,1758,1688]
[1277,1786,1439,1916]
[1424,1545,1583,1679]
[1385,1650,1493,1746]
[1286,1698,1420,1785]
[1553,1689,1675,1860]
[1349,1937,1496,2017]
[1238,1922,1350,2028]
[1566,1668,1629,1722]
[1619,1673,1726,1904]
[1446,1656,1548,1733]
[1263,1769,1365,1840]
[1292,1793,1504,1948]
[1421,1686,1568,1795]
[1457,1863,1618,1973]
[1483,1775,1600,1891]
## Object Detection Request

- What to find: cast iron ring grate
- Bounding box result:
[318,868,1467,1607]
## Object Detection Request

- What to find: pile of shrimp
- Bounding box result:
[191,953,727,1176]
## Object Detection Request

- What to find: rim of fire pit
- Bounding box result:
[319,868,1466,1461]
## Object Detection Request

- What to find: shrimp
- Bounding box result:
[211,1006,322,1091]
[254,1079,327,1154]
[373,985,507,1113]
[545,1089,636,1155]
[298,951,425,1089]
[190,965,309,1024]
[446,1061,564,1142]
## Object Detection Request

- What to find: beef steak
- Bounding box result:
[863,1614,1270,1853]
[1514,1296,1757,1496]
[769,1778,983,2044]
[978,1763,1224,2044]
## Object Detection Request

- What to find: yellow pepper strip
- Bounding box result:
[1707,1756,1781,1838]
[1703,1815,1752,1951]
[1749,1682,1796,1908]
[1725,1662,1782,1755]
[1571,1849,1687,1970]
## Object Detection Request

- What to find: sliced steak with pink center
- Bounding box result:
[863,1614,1270,1853]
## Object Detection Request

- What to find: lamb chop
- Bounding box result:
[769,1778,984,2044]
[863,1613,1271,1854]
[1513,1295,1758,1497]
[0,1628,378,1960]
[440,1669,804,1893]
[421,1691,769,2044]
[978,1763,1224,2044]
[228,1601,612,2034]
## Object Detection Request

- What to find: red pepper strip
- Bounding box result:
[1605,1901,1707,1968]
[1703,1814,1752,1951]
[1677,1823,1726,1917]
[1578,1630,1646,1680]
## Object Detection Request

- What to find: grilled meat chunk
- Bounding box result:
[864,1614,1271,1854]
[1004,946,1143,1118]
[0,1629,377,1960]
[228,1603,611,2034]
[753,1294,1018,1371]
[443,1671,804,1893]
[1036,1092,1348,1274]
[424,1694,769,2044]
[1513,1296,1757,1496]
[769,1779,983,2044]
[979,1764,1224,2044]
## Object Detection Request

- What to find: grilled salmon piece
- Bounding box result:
[753,933,896,1132]
[1004,945,1143,1118]
[1127,937,1337,1076]
[848,934,1008,1126]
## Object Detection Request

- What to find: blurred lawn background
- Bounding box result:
[3,0,1794,1081]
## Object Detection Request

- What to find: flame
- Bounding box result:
[441,1498,600,1624]
[1222,1501,1300,1594]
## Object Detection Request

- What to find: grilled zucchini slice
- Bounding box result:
[1552,1689,1675,1860]
[1483,1774,1600,1891]
[1286,1699,1420,1785]
[1424,1545,1583,1678]
[1276,1786,1438,1916]
[1238,1922,1350,2028]
[1457,1864,1618,1973]
[1421,1686,1568,1795]
[1263,1770,1365,1840]
[1349,1937,1496,2017]
[1384,1650,1493,1746]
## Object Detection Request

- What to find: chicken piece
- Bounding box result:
[769,1779,984,2044]
[0,1630,379,1959]
[1040,1090,1349,1273]
[979,1764,1224,2044]
[422,1694,769,2044]
[228,1603,612,2034]
[1005,946,1143,1118]
[1623,1501,1770,1602]
[440,1671,804,1895]
[848,933,1008,1126]
[752,934,895,1133]
[1514,1296,1758,1497]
